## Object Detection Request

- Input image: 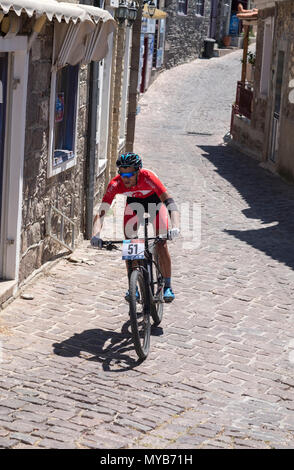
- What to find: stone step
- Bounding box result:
[214,47,239,57]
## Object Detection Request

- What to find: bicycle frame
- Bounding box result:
[97,215,166,359]
[127,215,160,305]
[100,213,165,305]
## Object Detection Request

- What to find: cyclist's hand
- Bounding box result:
[167,228,180,241]
[91,235,103,248]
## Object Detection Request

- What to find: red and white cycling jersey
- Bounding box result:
[102,169,167,205]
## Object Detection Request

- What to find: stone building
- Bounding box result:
[0,0,120,302]
[230,0,294,182]
[163,0,211,68]
[211,0,251,45]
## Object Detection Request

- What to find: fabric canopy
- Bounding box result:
[53,19,116,66]
[142,4,167,20]
[0,0,114,24]
[0,1,117,65]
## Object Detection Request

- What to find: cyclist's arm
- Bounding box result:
[160,192,180,228]
[92,202,111,237]
[92,177,121,237]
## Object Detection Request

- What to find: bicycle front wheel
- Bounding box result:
[129,269,151,360]
[150,250,164,326]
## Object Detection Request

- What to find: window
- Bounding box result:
[48,64,79,177]
[178,0,188,15]
[195,0,205,16]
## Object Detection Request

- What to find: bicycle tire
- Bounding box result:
[129,269,151,360]
[150,249,164,326]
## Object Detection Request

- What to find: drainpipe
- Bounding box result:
[84,0,100,239]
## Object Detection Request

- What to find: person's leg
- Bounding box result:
[154,204,175,302]
[124,205,139,300]
[156,240,171,279]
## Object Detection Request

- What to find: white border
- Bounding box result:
[0,37,29,281]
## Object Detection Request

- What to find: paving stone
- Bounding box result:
[2,46,294,449]
[0,438,18,448]
[38,439,76,449]
[9,433,38,446]
[1,420,37,433]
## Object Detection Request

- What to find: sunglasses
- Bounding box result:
[118,170,137,179]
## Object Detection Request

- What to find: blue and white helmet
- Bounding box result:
[116,153,142,170]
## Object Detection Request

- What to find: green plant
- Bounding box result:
[240,51,256,66]
[247,51,256,66]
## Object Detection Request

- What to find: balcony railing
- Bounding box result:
[230,81,254,133]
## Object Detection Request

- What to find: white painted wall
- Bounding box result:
[0,37,29,281]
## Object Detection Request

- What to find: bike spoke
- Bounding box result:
[129,269,150,360]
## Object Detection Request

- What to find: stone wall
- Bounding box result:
[231,115,264,160]
[20,22,88,283]
[232,1,294,181]
[110,26,127,180]
[250,6,275,137]
[253,0,287,9]
[272,0,294,180]
[231,6,274,161]
[164,0,211,69]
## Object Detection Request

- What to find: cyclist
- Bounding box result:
[91,153,180,302]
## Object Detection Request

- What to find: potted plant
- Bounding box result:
[247,51,256,83]
[223,35,231,47]
[240,51,256,83]
[247,51,256,66]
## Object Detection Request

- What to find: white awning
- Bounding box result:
[0,1,117,65]
[142,4,167,20]
[0,0,114,24]
[53,19,116,66]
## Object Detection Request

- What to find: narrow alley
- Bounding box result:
[1,49,294,449]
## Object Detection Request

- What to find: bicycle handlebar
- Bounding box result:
[100,236,168,251]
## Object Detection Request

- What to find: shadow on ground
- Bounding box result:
[52,321,163,372]
[198,142,294,270]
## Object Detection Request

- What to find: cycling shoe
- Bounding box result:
[125,286,140,302]
[163,287,175,303]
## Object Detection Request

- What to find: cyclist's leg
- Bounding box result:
[124,204,140,300]
[153,205,175,302]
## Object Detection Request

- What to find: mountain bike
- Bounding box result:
[100,214,166,360]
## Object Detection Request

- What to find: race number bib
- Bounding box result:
[122,239,145,260]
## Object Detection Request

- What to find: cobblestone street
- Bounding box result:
[1,49,294,449]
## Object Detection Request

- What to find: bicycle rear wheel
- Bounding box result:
[129,269,150,360]
[151,250,164,326]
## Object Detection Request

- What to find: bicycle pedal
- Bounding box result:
[164,297,174,303]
